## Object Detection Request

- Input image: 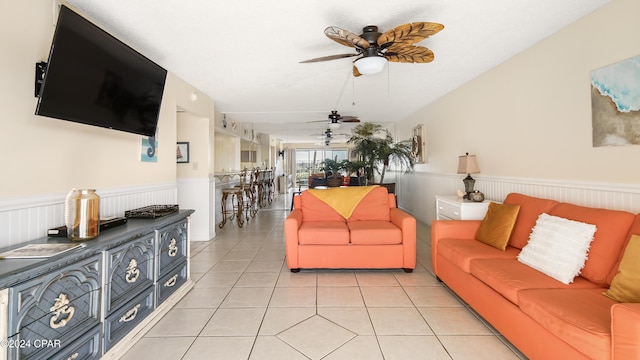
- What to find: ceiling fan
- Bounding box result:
[311,128,350,144]
[300,22,444,76]
[308,110,360,128]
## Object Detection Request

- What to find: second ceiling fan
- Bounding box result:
[312,128,350,146]
[308,110,360,126]
[301,21,444,76]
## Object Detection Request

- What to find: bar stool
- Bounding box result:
[235,168,256,219]
[266,167,275,204]
[256,168,267,208]
[249,168,261,216]
[218,168,247,228]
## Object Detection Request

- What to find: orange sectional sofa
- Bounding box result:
[432,192,640,360]
[285,186,416,272]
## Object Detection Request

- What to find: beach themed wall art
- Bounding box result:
[591,55,640,147]
[411,124,426,163]
[177,142,190,163]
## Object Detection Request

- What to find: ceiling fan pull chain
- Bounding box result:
[333,68,353,110]
[352,75,356,106]
[387,64,391,99]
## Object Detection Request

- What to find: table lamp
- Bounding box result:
[457,152,480,200]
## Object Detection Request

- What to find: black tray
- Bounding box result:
[124,205,179,219]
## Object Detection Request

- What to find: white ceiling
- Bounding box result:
[65,0,609,143]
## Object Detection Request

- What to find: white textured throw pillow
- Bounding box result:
[517,213,597,284]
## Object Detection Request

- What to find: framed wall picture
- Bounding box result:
[412,125,426,164]
[591,54,640,147]
[176,142,190,163]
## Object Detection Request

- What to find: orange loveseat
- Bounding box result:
[432,192,640,360]
[285,186,416,272]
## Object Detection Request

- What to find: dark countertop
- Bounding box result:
[0,210,194,289]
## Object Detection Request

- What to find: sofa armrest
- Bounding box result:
[390,208,417,269]
[612,303,640,359]
[431,220,481,276]
[285,209,303,269]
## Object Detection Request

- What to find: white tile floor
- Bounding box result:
[121,193,527,360]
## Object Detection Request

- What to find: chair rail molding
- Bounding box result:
[395,171,640,225]
[0,183,178,248]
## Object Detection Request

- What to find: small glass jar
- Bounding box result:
[470,191,485,202]
[65,189,100,241]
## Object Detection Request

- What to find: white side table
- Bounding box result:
[435,195,491,220]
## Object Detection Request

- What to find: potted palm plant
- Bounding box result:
[347,122,414,193]
[322,156,345,187]
[343,159,366,186]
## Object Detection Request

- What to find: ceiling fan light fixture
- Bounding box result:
[354,56,387,75]
[328,122,341,129]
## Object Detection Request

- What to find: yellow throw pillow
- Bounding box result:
[475,202,521,251]
[605,234,640,303]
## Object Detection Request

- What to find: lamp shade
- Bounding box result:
[354,56,387,75]
[457,154,480,174]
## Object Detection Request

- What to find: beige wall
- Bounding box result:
[0,1,214,198]
[213,133,240,172]
[177,112,212,178]
[398,0,640,185]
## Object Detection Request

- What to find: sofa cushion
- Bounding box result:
[470,259,601,305]
[517,213,596,284]
[300,191,345,222]
[548,203,636,286]
[519,288,615,360]
[298,222,350,245]
[605,234,640,302]
[348,221,402,245]
[348,187,391,221]
[475,202,520,251]
[503,193,559,249]
[607,214,640,284]
[437,239,519,273]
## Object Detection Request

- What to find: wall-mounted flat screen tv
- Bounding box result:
[36,5,167,137]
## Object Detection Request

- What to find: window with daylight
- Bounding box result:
[294,149,347,186]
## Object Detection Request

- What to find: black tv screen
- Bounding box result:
[36,5,167,137]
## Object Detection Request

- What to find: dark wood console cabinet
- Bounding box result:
[0,210,194,360]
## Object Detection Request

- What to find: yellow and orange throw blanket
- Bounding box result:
[307,186,378,219]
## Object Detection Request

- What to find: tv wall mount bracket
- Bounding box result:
[35,62,47,97]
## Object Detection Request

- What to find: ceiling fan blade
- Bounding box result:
[352,65,362,77]
[324,26,370,49]
[385,45,435,63]
[377,22,444,48]
[338,116,360,123]
[300,53,359,63]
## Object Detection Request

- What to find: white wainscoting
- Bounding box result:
[0,183,177,249]
[177,177,216,241]
[396,172,640,225]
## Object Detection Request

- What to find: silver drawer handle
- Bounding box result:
[125,259,140,283]
[164,275,178,288]
[119,304,141,323]
[168,238,179,257]
[67,352,79,360]
[50,293,75,329]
